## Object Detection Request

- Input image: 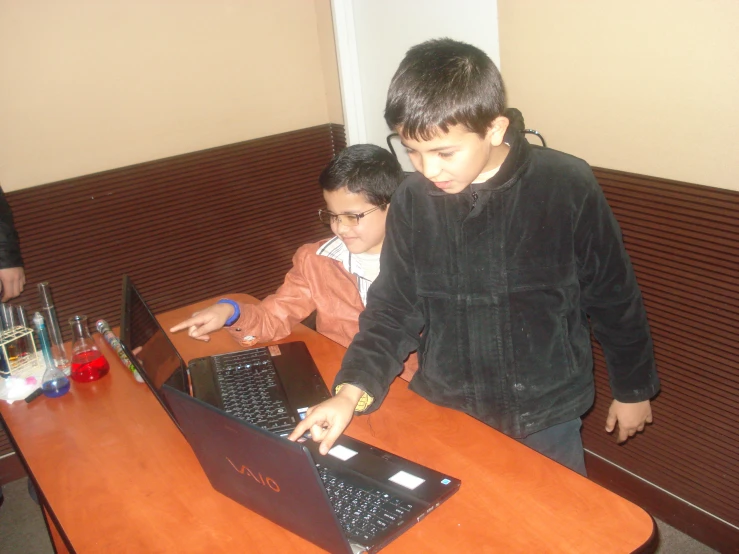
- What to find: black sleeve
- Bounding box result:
[0,187,24,269]
[333,183,425,411]
[574,166,659,402]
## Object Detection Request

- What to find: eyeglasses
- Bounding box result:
[318,204,387,227]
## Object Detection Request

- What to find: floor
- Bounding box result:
[0,477,721,553]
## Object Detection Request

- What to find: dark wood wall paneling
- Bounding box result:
[0,123,345,477]
[583,168,739,553]
[7,124,345,338]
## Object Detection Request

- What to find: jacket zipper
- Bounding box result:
[470,190,479,211]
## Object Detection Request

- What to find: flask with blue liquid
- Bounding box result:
[33,312,70,398]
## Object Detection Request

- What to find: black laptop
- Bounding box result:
[162,384,461,554]
[118,275,331,436]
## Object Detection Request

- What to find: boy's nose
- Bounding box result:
[420,156,442,180]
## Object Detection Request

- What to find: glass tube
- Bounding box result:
[16,305,33,357]
[1,303,19,362]
[0,308,7,378]
[32,312,56,371]
[37,282,71,373]
[0,303,11,329]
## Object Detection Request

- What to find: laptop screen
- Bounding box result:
[119,275,191,397]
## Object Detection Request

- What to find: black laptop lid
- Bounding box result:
[119,275,191,418]
[162,384,353,554]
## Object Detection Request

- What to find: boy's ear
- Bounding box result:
[487,116,510,147]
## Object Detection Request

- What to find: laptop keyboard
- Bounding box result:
[316,463,415,543]
[213,349,296,433]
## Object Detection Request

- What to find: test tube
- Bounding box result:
[37,282,71,373]
[17,305,29,326]
[1,303,19,362]
[16,305,32,357]
[0,303,12,329]
[0,311,7,378]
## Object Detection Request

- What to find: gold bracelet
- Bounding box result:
[334,383,374,412]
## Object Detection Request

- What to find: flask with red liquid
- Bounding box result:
[69,315,110,382]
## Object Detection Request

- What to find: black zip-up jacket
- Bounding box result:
[335,135,660,438]
[0,188,23,269]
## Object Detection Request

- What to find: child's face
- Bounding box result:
[322,188,388,255]
[400,118,509,194]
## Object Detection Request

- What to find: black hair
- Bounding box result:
[385,38,507,141]
[319,144,405,206]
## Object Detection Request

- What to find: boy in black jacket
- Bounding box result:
[0,185,25,509]
[290,38,660,475]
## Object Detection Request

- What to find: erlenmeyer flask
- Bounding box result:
[69,315,110,382]
[41,363,70,398]
[33,311,70,397]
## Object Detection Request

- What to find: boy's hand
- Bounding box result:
[287,384,364,454]
[169,303,234,341]
[0,267,25,301]
[605,399,653,443]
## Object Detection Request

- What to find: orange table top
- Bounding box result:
[0,294,655,553]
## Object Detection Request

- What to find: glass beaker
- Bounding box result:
[69,315,110,382]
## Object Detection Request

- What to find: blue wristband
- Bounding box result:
[218,299,241,327]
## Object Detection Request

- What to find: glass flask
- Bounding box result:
[41,361,71,398]
[69,315,110,382]
[34,311,70,396]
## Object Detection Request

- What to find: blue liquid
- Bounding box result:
[42,378,70,398]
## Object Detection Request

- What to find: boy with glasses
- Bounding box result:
[170,144,417,380]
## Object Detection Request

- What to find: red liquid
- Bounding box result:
[70,350,110,382]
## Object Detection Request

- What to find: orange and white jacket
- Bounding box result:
[226,237,418,381]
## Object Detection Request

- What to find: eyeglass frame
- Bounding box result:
[317,204,388,227]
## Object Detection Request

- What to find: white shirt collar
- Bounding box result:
[317,236,374,305]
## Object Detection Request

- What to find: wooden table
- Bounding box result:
[0,294,656,553]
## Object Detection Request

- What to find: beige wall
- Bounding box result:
[498,0,739,191]
[0,0,343,192]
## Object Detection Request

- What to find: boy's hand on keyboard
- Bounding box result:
[288,384,364,455]
[169,303,234,341]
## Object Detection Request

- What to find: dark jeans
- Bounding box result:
[517,418,587,476]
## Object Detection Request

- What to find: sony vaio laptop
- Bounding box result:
[162,384,461,554]
[118,275,331,436]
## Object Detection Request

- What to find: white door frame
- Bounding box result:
[330,0,366,145]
